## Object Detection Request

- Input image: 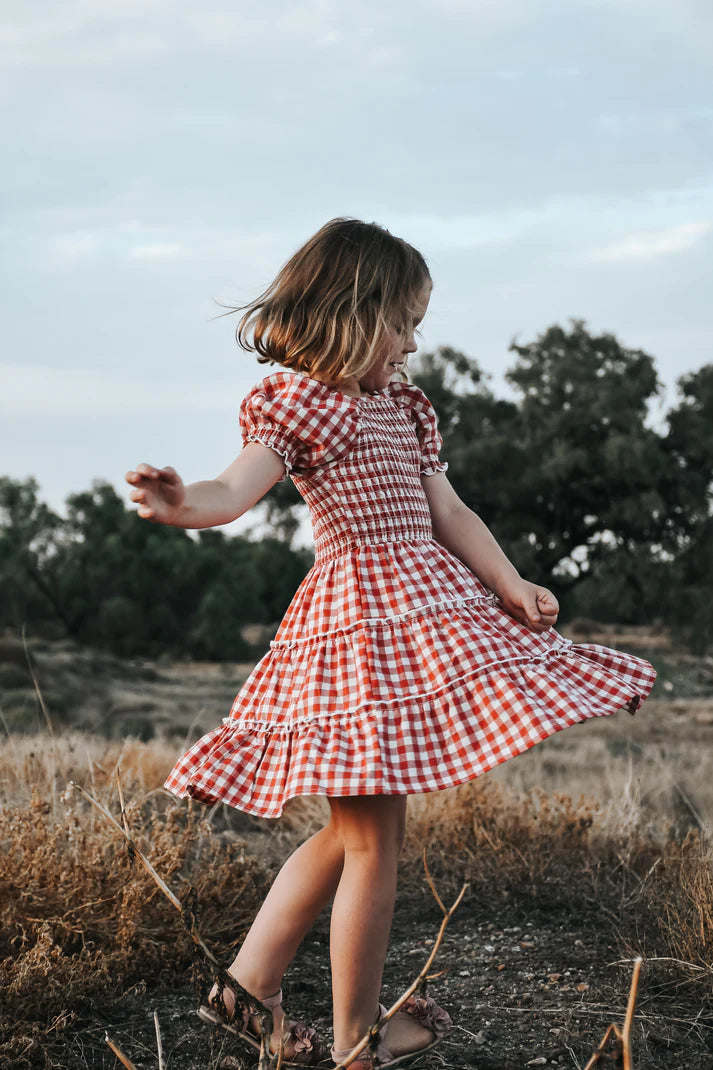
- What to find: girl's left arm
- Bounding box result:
[422,472,559,633]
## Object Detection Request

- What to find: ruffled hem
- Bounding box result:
[164,643,657,818]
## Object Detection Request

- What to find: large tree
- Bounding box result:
[411,322,690,622]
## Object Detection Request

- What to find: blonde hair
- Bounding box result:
[233,218,430,384]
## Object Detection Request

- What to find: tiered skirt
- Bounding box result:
[164,540,656,817]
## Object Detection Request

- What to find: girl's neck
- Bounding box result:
[306,373,376,400]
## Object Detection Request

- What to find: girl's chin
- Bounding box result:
[361,372,395,392]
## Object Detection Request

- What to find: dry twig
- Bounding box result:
[153,1010,165,1070]
[583,957,642,1070]
[104,1032,138,1069]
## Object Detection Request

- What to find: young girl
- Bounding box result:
[126,218,656,1068]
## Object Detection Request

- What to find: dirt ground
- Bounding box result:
[59,883,713,1070]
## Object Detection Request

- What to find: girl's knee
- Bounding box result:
[328,795,407,854]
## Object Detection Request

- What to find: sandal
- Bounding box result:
[198,985,325,1067]
[330,995,452,1068]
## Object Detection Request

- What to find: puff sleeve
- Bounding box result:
[239,372,361,481]
[390,382,449,476]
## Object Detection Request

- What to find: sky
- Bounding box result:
[2,0,712,538]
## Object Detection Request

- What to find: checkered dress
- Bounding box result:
[164,371,657,818]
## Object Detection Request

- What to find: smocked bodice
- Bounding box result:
[294,394,436,563]
[238,371,449,564]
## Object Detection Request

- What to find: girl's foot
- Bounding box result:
[200,981,324,1066]
[331,996,451,1067]
[388,994,452,1057]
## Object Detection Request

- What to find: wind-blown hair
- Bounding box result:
[233,218,430,384]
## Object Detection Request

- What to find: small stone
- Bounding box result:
[577,982,590,992]
[520,940,536,949]
[526,1059,548,1066]
[548,973,562,983]
[497,963,506,971]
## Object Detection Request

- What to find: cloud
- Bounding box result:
[589,221,712,262]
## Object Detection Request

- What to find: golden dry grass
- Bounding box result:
[0,734,272,1068]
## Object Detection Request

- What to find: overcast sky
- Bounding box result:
[2,0,712,534]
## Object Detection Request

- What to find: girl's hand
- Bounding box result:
[498,579,559,633]
[125,463,185,523]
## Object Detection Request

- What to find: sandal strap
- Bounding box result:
[330,1043,392,1066]
[331,1004,392,1065]
[259,988,283,1011]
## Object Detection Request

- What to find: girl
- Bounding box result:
[126,218,656,1068]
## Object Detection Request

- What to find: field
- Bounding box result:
[2,626,713,1069]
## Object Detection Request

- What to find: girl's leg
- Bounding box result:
[212,819,344,1046]
[328,794,436,1057]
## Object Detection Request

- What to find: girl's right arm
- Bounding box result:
[125,442,286,529]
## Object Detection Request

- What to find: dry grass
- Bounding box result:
[404,779,713,967]
[0,734,272,1069]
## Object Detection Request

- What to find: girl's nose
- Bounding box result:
[404,334,418,354]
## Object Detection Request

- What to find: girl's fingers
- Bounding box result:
[536,591,559,615]
[137,505,155,519]
[527,596,541,623]
[136,463,160,479]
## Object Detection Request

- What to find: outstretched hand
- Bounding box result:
[498,579,559,633]
[125,463,185,523]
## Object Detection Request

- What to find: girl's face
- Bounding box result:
[357,280,432,394]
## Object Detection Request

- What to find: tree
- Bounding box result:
[412,323,685,622]
[663,365,713,650]
[0,477,67,632]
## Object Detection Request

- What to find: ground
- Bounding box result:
[62,884,713,1070]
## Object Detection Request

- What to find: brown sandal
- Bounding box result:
[330,995,452,1068]
[198,986,325,1067]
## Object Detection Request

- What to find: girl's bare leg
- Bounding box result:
[211,820,344,1045]
[328,795,432,1056]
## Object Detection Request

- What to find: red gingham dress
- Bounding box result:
[164,371,657,818]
